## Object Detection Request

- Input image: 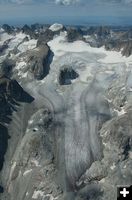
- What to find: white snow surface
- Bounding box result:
[32,190,58,200]
[49,23,63,32]
[17,39,37,53]
[48,32,132,64]
[0,31,37,55]
[114,108,126,116]
[23,169,32,176]
[32,190,44,199]
[47,32,132,87]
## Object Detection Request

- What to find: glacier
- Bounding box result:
[0,24,132,200]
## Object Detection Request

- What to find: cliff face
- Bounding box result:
[26,45,53,80]
[0,24,132,200]
[0,76,34,195]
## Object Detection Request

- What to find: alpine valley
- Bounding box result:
[0,23,132,200]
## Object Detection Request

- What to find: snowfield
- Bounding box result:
[48,31,132,65]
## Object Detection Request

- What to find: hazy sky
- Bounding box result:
[0,0,132,25]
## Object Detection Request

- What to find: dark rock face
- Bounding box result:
[106,111,132,159]
[37,29,54,46]
[81,26,132,57]
[0,44,8,55]
[67,28,84,42]
[9,80,34,102]
[121,40,132,57]
[22,24,31,34]
[0,59,15,77]
[0,76,34,174]
[0,39,12,55]
[2,24,14,34]
[59,68,79,85]
[0,125,9,171]
[104,39,132,57]
[94,26,110,38]
[22,24,38,39]
[27,44,53,80]
[0,186,4,193]
[31,23,42,31]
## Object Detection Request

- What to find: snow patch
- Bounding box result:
[26,192,29,196]
[114,108,126,116]
[16,61,26,70]
[31,159,40,167]
[32,190,58,200]
[110,163,116,170]
[49,23,63,32]
[99,178,106,183]
[28,119,34,125]
[18,39,37,53]
[32,190,44,199]
[8,32,26,50]
[23,169,32,176]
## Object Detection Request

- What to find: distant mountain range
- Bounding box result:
[1,23,132,58]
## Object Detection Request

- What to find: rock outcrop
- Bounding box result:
[2,24,14,34]
[0,59,15,77]
[22,24,38,39]
[67,28,84,42]
[26,44,53,80]
[37,29,54,46]
[0,75,34,192]
[59,67,79,85]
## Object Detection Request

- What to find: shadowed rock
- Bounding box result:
[27,44,53,80]
[37,29,54,46]
[59,68,79,85]
[22,24,38,39]
[0,125,9,171]
[0,59,15,77]
[0,75,34,175]
[2,24,14,34]
[67,28,84,42]
[0,186,4,193]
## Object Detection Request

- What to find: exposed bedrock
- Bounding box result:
[59,67,79,85]
[0,58,16,77]
[26,44,54,80]
[22,24,38,39]
[64,81,111,195]
[37,29,54,46]
[2,24,14,35]
[0,124,9,171]
[0,76,34,193]
[66,28,84,42]
[0,43,8,55]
